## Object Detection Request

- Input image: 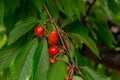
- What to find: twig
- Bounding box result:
[86,0,96,16]
[81,0,97,24]
[72,60,81,75]
[43,5,69,54]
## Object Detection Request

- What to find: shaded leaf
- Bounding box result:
[0,43,21,70]
[8,17,38,45]
[11,38,38,80]
[61,17,77,27]
[70,33,99,58]
[46,0,59,21]
[72,0,85,17]
[74,48,85,67]
[69,22,99,58]
[68,22,99,57]
[47,60,67,80]
[56,0,65,14]
[0,0,5,24]
[31,39,49,80]
[107,0,120,14]
[0,34,7,49]
[5,0,19,15]
[66,40,75,59]
[61,0,74,17]
[72,76,83,80]
[80,67,106,80]
[77,0,85,15]
[95,22,117,48]
[32,0,46,13]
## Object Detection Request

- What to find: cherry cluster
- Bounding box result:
[48,30,59,64]
[34,25,71,80]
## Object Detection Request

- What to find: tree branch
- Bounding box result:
[81,0,96,24]
[43,5,69,54]
[86,0,96,16]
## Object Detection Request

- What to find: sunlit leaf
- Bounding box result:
[31,39,49,80]
[47,60,67,80]
[80,67,106,80]
[11,38,38,80]
[8,17,38,45]
[72,76,83,80]
[0,34,7,49]
[0,43,20,70]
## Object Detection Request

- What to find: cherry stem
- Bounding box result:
[72,61,81,75]
[43,5,69,54]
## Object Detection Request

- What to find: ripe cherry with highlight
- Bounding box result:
[48,30,58,45]
[35,26,44,36]
[51,30,58,36]
[48,46,59,56]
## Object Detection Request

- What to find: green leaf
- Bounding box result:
[0,0,5,24]
[0,0,6,34]
[62,55,69,64]
[8,17,38,45]
[69,22,99,58]
[61,17,77,27]
[32,0,46,13]
[0,34,7,49]
[107,0,120,14]
[56,0,65,14]
[60,0,85,18]
[95,22,117,47]
[80,67,106,80]
[61,0,74,17]
[0,43,21,70]
[70,33,99,58]
[72,0,85,18]
[31,39,49,80]
[46,0,59,21]
[77,0,85,15]
[66,40,75,60]
[47,60,67,80]
[72,76,83,80]
[68,22,99,57]
[5,0,20,15]
[75,48,85,67]
[11,38,38,80]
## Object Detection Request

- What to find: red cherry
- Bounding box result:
[67,66,71,72]
[65,76,70,80]
[48,31,58,45]
[35,26,44,36]
[48,46,59,56]
[50,58,56,65]
[51,30,58,36]
[48,35,58,45]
